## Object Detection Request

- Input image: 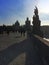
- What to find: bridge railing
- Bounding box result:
[33,35,49,64]
[34,35,49,46]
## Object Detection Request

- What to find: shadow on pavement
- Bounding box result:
[0,36,49,65]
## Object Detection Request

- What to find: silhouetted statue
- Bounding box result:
[15,20,20,27]
[32,7,43,37]
[25,17,31,37]
[14,20,20,32]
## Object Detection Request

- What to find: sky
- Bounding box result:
[0,0,49,26]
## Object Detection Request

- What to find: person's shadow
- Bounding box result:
[0,36,49,65]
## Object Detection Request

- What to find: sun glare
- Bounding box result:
[37,0,49,14]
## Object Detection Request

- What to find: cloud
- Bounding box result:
[39,13,49,25]
[39,13,49,21]
[37,0,49,14]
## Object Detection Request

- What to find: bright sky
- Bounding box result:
[37,0,49,25]
[0,0,49,25]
